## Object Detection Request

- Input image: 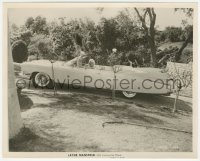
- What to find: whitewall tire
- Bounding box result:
[34,72,51,87]
[122,91,137,98]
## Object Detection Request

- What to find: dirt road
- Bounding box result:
[10,88,192,152]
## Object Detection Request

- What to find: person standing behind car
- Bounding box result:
[108,48,123,74]
[72,25,90,67]
[76,51,88,67]
[73,25,84,57]
[108,48,120,66]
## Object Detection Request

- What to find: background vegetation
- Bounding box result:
[9,8,193,67]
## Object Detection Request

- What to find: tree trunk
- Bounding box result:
[134,8,157,67]
[8,37,23,139]
[175,31,192,62]
[148,36,157,67]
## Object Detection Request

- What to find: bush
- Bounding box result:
[155,31,166,43]
[50,23,76,60]
[126,47,151,67]
[179,49,193,63]
[156,47,179,67]
[164,27,183,42]
[28,34,52,59]
[12,40,28,63]
[37,37,53,59]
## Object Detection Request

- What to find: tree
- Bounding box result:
[10,23,19,35]
[115,11,147,51]
[164,26,183,42]
[97,18,118,51]
[26,16,49,35]
[8,37,23,138]
[93,18,119,64]
[174,8,193,62]
[25,17,34,29]
[50,21,76,60]
[10,23,33,46]
[37,37,53,59]
[20,30,32,45]
[28,34,44,58]
[134,8,157,67]
[12,40,28,63]
[175,26,192,62]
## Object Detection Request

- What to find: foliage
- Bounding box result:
[179,49,193,63]
[127,47,151,67]
[27,34,53,60]
[12,40,28,63]
[133,8,157,67]
[19,30,32,45]
[37,37,53,59]
[10,24,32,45]
[115,11,147,50]
[25,16,49,35]
[175,8,193,18]
[156,45,192,66]
[25,17,34,28]
[156,25,193,43]
[28,34,43,56]
[163,27,183,42]
[50,21,76,60]
[174,8,193,62]
[9,9,193,67]
[181,25,193,43]
[97,18,118,51]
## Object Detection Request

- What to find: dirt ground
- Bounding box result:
[10,87,192,152]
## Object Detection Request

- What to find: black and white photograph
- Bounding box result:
[3,2,198,158]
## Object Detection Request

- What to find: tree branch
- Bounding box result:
[143,9,148,22]
[147,8,152,22]
[134,8,148,32]
[147,8,156,37]
[151,8,156,27]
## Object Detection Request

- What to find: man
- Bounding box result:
[73,25,83,57]
[88,59,95,68]
[76,51,88,67]
[108,48,120,66]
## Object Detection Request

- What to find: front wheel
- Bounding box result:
[122,91,137,98]
[33,72,51,88]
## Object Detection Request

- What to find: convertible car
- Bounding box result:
[17,57,173,98]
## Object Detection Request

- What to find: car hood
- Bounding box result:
[22,60,64,67]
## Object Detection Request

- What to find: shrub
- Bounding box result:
[27,34,53,59]
[11,40,28,63]
[126,47,151,67]
[37,38,53,59]
[179,49,193,63]
[164,27,183,42]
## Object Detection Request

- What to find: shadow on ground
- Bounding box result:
[18,93,33,111]
[10,87,192,152]
[9,127,65,152]
[25,88,192,126]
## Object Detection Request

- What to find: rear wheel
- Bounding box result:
[122,91,137,98]
[32,72,51,88]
